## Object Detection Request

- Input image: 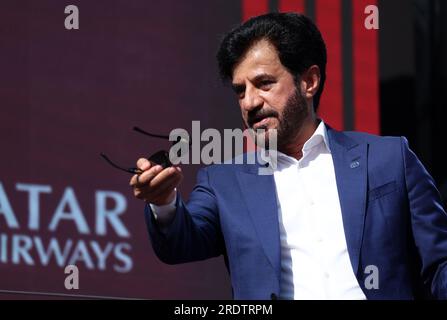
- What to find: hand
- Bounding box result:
[129,158,183,206]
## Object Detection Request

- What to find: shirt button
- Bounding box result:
[317,237,323,243]
[324,272,330,279]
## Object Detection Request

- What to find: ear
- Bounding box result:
[299,65,321,100]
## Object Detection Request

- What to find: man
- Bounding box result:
[130,13,447,299]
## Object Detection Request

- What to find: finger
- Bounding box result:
[134,168,182,201]
[129,165,164,187]
[136,158,151,171]
[149,167,181,188]
[133,176,177,201]
[134,188,153,200]
[136,165,165,185]
[149,169,182,194]
[150,173,183,200]
[133,187,144,199]
[141,167,181,198]
[129,174,138,187]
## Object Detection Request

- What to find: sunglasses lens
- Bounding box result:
[149,150,171,168]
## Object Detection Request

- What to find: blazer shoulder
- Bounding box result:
[342,130,404,147]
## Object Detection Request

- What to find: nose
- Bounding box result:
[241,85,263,112]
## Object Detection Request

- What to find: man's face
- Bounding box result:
[231,39,309,150]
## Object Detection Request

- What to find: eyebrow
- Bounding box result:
[231,73,276,91]
[251,73,276,83]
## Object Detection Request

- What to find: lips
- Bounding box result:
[248,110,278,129]
[252,116,274,130]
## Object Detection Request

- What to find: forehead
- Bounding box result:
[232,40,285,83]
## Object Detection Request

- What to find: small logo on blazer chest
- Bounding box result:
[350,161,360,169]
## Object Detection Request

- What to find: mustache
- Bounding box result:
[247,109,279,128]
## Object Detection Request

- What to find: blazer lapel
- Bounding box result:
[236,163,281,282]
[327,127,368,276]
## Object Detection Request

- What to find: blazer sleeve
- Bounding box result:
[402,137,447,298]
[144,166,224,264]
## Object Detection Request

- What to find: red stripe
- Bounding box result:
[315,0,344,130]
[352,0,380,134]
[242,0,269,21]
[278,0,305,13]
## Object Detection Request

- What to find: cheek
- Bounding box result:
[272,85,297,108]
[263,92,287,113]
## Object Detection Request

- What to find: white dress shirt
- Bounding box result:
[151,120,366,300]
[273,120,366,299]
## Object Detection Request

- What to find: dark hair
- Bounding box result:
[217,12,327,111]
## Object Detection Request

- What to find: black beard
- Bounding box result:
[276,89,309,152]
[248,88,309,152]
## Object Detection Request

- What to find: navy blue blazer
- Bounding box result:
[145,126,447,299]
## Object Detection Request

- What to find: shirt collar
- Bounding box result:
[302,119,330,153]
[274,119,330,166]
